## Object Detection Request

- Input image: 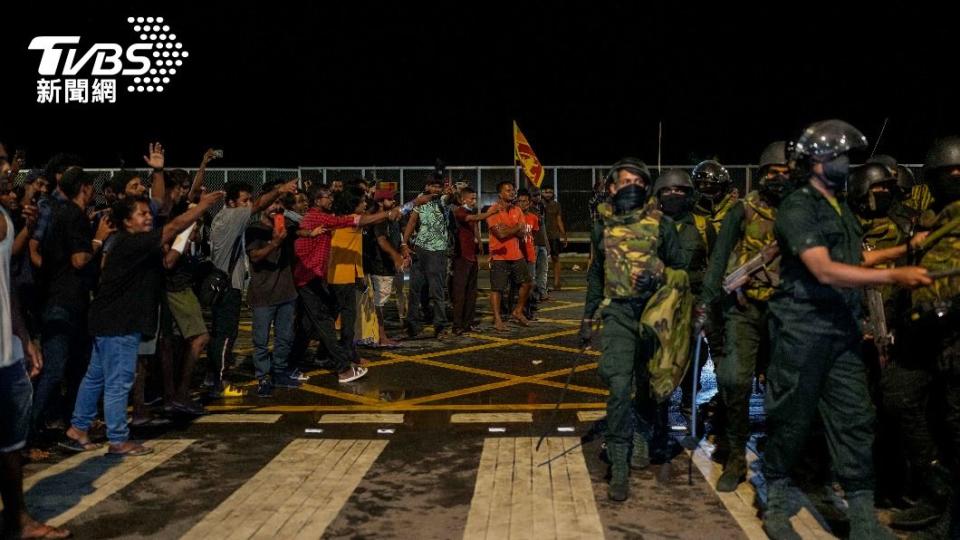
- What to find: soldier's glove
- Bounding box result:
[578,318,595,350]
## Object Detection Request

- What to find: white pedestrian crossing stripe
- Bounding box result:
[318,413,405,424]
[20,439,194,527]
[182,438,387,539]
[463,437,604,539]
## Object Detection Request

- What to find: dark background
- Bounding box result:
[2,2,959,168]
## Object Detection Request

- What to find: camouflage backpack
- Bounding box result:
[597,201,665,300]
[640,267,694,402]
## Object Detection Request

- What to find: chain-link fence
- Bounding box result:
[12,164,923,233]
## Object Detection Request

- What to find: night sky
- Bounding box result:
[3,2,960,169]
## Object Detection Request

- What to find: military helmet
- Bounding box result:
[607,157,652,185]
[691,160,731,186]
[758,141,788,169]
[867,154,897,176]
[652,169,694,194]
[895,165,917,195]
[793,119,868,162]
[847,163,896,204]
[923,136,960,173]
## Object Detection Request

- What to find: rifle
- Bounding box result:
[722,242,780,294]
[863,287,893,365]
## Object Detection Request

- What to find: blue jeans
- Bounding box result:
[33,304,89,440]
[71,334,141,444]
[252,299,296,379]
[0,360,33,453]
[535,246,549,296]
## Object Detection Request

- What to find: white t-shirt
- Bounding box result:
[0,207,24,368]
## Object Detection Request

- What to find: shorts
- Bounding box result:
[0,360,33,453]
[490,259,531,292]
[549,238,563,256]
[167,288,208,339]
[371,275,395,307]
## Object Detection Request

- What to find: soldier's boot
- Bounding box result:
[762,478,801,540]
[607,443,630,502]
[847,490,897,540]
[892,461,951,530]
[630,431,650,470]
[716,453,747,493]
[908,493,956,540]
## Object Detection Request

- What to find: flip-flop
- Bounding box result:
[19,523,72,539]
[57,439,101,453]
[107,443,153,456]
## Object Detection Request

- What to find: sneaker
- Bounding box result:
[288,369,310,382]
[210,383,246,398]
[256,378,273,398]
[272,373,303,389]
[338,366,369,383]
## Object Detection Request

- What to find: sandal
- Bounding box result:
[338,366,369,383]
[58,439,101,453]
[18,522,72,539]
[107,442,154,456]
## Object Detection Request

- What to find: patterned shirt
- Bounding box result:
[293,209,360,287]
[412,200,449,252]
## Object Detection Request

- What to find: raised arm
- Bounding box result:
[143,142,166,207]
[162,191,225,245]
[187,149,217,203]
[251,179,298,214]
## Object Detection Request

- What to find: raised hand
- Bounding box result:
[198,190,226,209]
[143,142,165,169]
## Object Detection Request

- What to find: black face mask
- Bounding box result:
[816,155,850,190]
[861,190,894,218]
[659,193,689,217]
[759,176,789,207]
[929,175,960,212]
[612,183,647,214]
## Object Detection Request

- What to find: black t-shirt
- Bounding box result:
[41,201,95,313]
[363,221,398,276]
[88,229,165,337]
[244,223,297,308]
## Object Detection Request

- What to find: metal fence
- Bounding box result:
[13,164,923,233]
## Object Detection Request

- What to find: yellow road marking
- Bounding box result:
[576,411,606,422]
[294,383,383,405]
[194,414,282,424]
[450,413,533,423]
[318,413,405,424]
[252,403,606,413]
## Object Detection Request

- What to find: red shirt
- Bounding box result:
[293,209,360,287]
[453,206,478,262]
[486,206,525,261]
[522,211,539,263]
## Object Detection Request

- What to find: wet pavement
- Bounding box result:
[12,263,853,539]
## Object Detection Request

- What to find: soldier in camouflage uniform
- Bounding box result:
[761,120,931,540]
[654,169,709,295]
[866,154,925,233]
[580,157,685,502]
[700,141,789,492]
[893,136,960,538]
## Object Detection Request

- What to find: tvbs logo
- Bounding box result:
[29,16,189,104]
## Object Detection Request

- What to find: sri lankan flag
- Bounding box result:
[513,121,545,188]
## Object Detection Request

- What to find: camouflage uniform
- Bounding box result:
[701,190,778,481]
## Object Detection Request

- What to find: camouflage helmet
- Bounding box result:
[793,119,868,162]
[652,169,694,194]
[758,141,788,169]
[847,163,896,204]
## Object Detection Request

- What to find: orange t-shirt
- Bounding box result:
[486,206,525,261]
[522,212,539,263]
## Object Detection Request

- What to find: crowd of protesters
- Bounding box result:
[0,143,571,538]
